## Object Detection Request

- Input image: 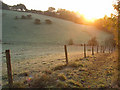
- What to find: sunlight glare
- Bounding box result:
[3,0,115,20]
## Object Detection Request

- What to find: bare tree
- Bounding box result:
[87,37,99,46]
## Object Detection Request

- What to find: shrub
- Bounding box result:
[34,19,41,24]
[104,37,116,48]
[30,74,49,88]
[45,19,52,24]
[15,16,18,19]
[68,39,74,45]
[80,44,83,46]
[87,37,98,46]
[27,14,32,19]
[21,15,26,19]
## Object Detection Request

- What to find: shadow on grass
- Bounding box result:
[52,64,67,71]
[52,62,84,71]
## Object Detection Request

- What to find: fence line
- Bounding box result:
[63,44,115,65]
[4,44,115,87]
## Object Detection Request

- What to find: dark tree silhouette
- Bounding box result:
[10,4,27,11]
[0,1,9,10]
[87,37,98,46]
[48,7,55,12]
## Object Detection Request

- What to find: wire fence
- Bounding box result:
[3,44,116,88]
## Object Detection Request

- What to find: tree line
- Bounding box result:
[93,1,120,45]
[0,1,85,24]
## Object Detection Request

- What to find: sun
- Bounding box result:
[84,14,96,22]
[77,6,105,22]
[75,0,115,22]
[76,12,97,22]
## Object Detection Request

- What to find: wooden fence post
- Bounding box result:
[109,47,111,53]
[103,46,105,53]
[114,46,116,51]
[113,46,115,51]
[97,45,99,53]
[84,44,86,58]
[100,46,102,53]
[92,45,94,55]
[104,46,106,53]
[64,45,68,64]
[101,46,103,53]
[5,50,13,88]
[111,47,113,52]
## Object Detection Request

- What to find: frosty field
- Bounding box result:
[2,10,111,61]
[1,10,113,86]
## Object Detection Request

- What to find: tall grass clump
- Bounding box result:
[26,14,32,19]
[68,38,74,45]
[34,19,41,24]
[45,19,52,24]
[52,64,67,71]
[15,16,18,20]
[30,74,50,88]
[21,15,26,19]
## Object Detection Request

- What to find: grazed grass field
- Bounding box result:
[2,10,112,61]
[2,10,111,46]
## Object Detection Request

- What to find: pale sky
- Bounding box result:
[2,0,117,21]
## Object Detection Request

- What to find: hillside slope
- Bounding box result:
[2,10,111,45]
